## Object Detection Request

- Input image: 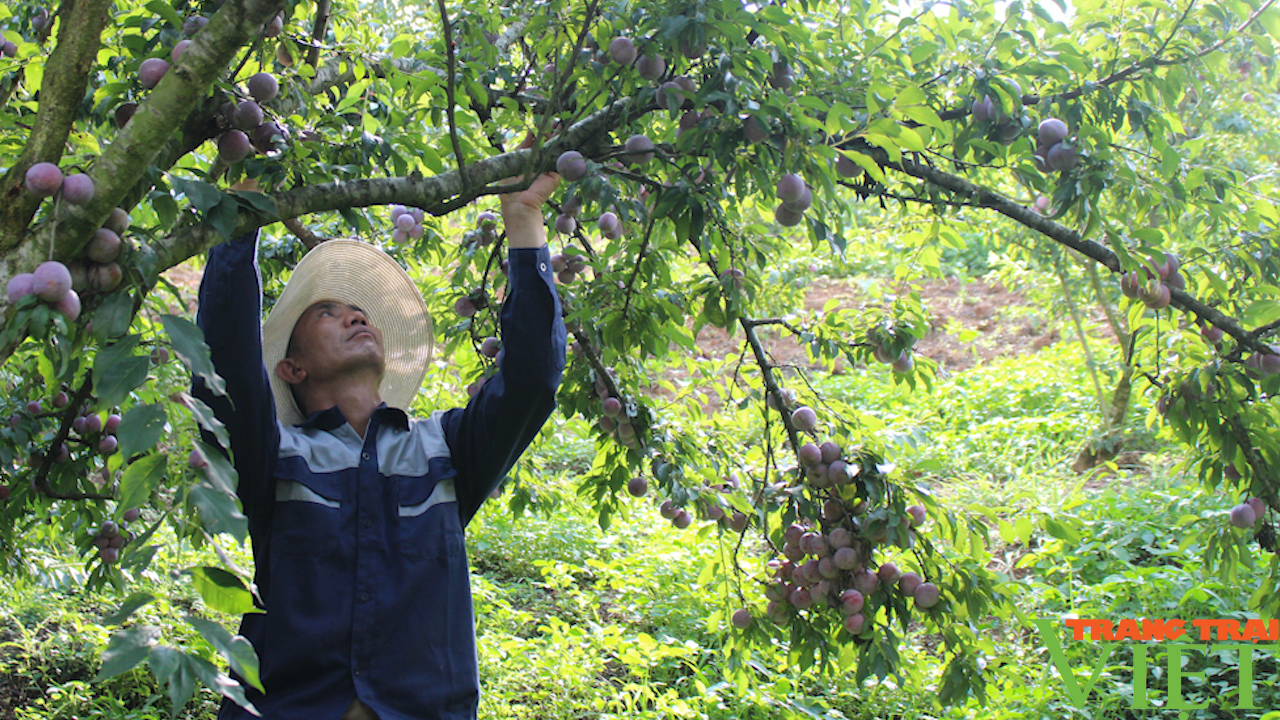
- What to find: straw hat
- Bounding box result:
[262,240,433,426]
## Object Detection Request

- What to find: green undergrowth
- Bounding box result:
[1,319,1269,718]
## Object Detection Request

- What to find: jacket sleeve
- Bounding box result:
[442,244,566,526]
[190,231,280,527]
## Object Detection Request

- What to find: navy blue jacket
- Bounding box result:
[192,232,566,719]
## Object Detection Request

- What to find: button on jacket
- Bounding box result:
[192,233,566,720]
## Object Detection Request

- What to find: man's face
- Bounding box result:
[285,301,386,381]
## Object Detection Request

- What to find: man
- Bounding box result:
[192,167,566,720]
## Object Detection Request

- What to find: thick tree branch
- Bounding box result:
[1,0,288,294]
[0,0,113,245]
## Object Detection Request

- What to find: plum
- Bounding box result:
[219,130,252,162]
[139,58,170,89]
[233,101,263,131]
[32,261,72,302]
[781,186,812,213]
[776,173,806,204]
[89,263,123,292]
[1037,117,1068,147]
[1230,503,1257,529]
[248,72,279,102]
[597,212,619,235]
[86,228,122,263]
[627,476,647,497]
[7,273,35,303]
[898,571,923,596]
[172,40,192,63]
[623,134,655,165]
[61,174,95,205]
[25,162,63,197]
[183,16,208,36]
[914,582,941,608]
[835,155,862,179]
[637,55,666,81]
[556,151,588,181]
[453,297,477,318]
[791,406,817,431]
[843,612,866,634]
[608,37,636,66]
[480,337,501,358]
[743,115,769,143]
[554,214,577,235]
[1047,143,1078,171]
[114,102,138,128]
[775,204,804,227]
[731,608,752,629]
[105,207,131,235]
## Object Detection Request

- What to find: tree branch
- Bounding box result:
[0,0,113,245]
[435,0,467,187]
[855,143,1271,355]
[307,0,332,67]
[32,374,113,501]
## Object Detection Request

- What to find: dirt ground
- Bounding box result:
[688,275,1061,377]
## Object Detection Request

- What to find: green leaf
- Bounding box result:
[189,482,249,543]
[186,616,263,692]
[187,652,260,715]
[207,195,241,241]
[196,440,238,496]
[162,315,225,396]
[144,0,184,30]
[148,646,196,717]
[170,176,224,213]
[188,397,230,447]
[117,404,168,458]
[118,454,168,512]
[233,190,279,220]
[94,336,151,407]
[91,291,135,341]
[100,592,156,627]
[95,625,161,681]
[187,566,261,615]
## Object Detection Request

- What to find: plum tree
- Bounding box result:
[2,0,1279,711]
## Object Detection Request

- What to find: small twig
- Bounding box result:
[282,217,327,249]
[33,375,113,501]
[228,37,263,86]
[435,0,467,189]
[307,0,332,67]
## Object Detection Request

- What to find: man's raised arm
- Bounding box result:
[443,167,566,524]
[191,227,280,525]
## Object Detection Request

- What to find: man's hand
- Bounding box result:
[499,133,561,249]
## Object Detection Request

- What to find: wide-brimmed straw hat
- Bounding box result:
[262,239,433,426]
